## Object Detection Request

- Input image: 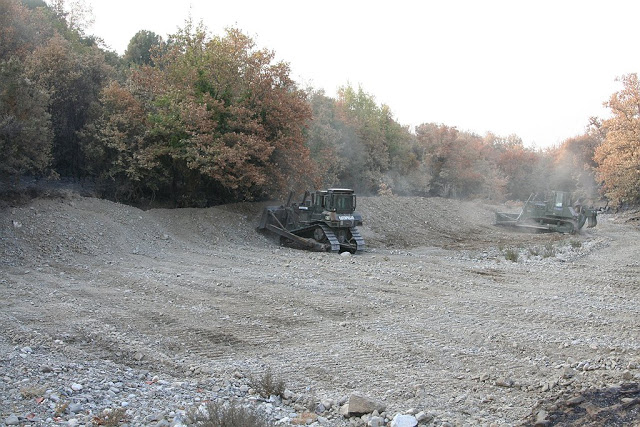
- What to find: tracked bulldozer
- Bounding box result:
[257,188,365,253]
[495,190,597,234]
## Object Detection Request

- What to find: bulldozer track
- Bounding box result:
[350,226,366,252]
[319,224,341,251]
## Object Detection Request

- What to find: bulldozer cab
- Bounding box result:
[312,189,356,214]
[552,191,570,211]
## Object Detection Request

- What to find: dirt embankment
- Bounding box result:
[1,192,639,426]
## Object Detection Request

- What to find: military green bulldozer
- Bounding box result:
[495,191,597,234]
[257,188,365,253]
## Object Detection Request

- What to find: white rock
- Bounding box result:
[391,414,418,427]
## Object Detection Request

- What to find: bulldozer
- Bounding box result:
[495,190,597,234]
[257,188,365,253]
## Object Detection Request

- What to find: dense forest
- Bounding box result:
[1,0,639,207]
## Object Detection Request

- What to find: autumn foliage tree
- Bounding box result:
[549,134,600,199]
[305,89,351,188]
[0,58,53,179]
[323,85,420,194]
[84,24,316,204]
[416,123,506,199]
[25,33,113,177]
[594,73,640,206]
[80,80,149,199]
[0,0,54,180]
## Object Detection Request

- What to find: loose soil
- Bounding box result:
[1,189,639,425]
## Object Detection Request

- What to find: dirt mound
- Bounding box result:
[1,194,271,269]
[1,193,562,266]
[358,195,544,250]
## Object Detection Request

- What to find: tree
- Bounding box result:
[80,80,150,199]
[549,134,600,199]
[84,25,316,204]
[26,33,113,177]
[123,30,164,66]
[416,123,486,198]
[47,0,94,37]
[492,137,539,200]
[0,0,52,61]
[336,85,390,193]
[305,89,349,188]
[0,58,53,179]
[594,73,640,206]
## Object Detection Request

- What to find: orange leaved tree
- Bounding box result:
[594,73,640,206]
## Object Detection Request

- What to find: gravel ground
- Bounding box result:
[1,191,639,426]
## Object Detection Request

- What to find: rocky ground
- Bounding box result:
[1,188,639,426]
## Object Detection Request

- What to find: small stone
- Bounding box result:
[347,392,386,415]
[69,403,83,413]
[415,411,432,423]
[145,412,163,423]
[622,370,633,380]
[535,410,550,426]
[566,396,585,406]
[71,383,83,391]
[5,415,20,425]
[321,398,334,410]
[339,403,349,417]
[562,367,575,379]
[496,378,514,387]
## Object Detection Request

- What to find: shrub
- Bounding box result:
[543,242,556,258]
[250,368,286,399]
[92,408,128,426]
[188,401,273,427]
[504,248,519,262]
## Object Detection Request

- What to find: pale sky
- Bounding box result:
[86,0,640,149]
